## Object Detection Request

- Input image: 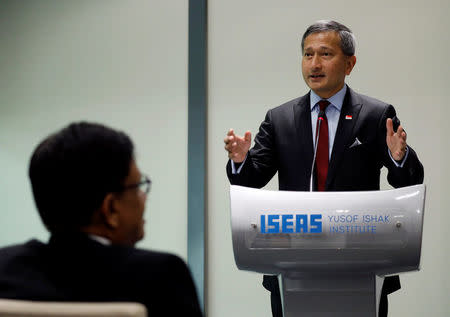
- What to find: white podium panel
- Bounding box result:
[229,185,425,317]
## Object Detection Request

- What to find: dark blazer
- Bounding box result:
[226,87,424,296]
[0,233,202,317]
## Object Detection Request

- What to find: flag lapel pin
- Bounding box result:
[345,115,352,120]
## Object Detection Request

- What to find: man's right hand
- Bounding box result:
[224,129,251,163]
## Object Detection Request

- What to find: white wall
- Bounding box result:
[0,0,189,259]
[207,0,450,316]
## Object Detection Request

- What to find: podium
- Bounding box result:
[230,185,426,317]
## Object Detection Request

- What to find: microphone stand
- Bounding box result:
[309,110,326,192]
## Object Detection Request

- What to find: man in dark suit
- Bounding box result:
[0,122,202,316]
[224,20,424,317]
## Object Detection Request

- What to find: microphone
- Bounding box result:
[309,110,326,192]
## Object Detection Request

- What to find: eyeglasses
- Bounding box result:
[120,174,152,194]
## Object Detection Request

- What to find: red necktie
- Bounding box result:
[316,100,330,191]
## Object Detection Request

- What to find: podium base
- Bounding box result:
[280,273,383,317]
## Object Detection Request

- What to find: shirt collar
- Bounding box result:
[310,85,347,112]
[87,234,112,246]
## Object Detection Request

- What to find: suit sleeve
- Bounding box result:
[226,109,278,188]
[378,105,424,188]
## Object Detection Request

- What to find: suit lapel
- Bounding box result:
[293,93,314,174]
[326,87,362,189]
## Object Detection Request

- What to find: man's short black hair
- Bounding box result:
[29,122,134,234]
[301,20,356,56]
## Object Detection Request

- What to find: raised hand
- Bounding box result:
[224,129,251,163]
[386,118,407,161]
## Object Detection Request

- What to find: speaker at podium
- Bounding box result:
[229,184,425,317]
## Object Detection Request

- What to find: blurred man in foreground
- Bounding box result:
[0,122,202,316]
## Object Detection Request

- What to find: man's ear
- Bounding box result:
[345,55,357,75]
[99,193,120,229]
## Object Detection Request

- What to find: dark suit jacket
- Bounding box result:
[0,233,202,317]
[226,86,424,294]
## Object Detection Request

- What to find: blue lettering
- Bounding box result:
[260,213,324,234]
[260,215,266,233]
[267,215,280,233]
[295,215,308,233]
[363,215,390,223]
[310,214,322,233]
[282,215,294,233]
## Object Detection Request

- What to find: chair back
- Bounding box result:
[0,299,147,317]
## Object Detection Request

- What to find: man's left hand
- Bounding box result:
[386,118,407,161]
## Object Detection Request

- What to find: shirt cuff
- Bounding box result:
[231,154,248,174]
[388,146,409,168]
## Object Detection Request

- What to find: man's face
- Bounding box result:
[301,31,356,99]
[113,160,147,246]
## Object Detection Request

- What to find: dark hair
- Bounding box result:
[301,20,356,56]
[29,122,134,233]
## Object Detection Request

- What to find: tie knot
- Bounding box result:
[318,100,330,111]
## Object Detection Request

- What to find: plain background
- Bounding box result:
[0,0,189,259]
[207,0,449,316]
